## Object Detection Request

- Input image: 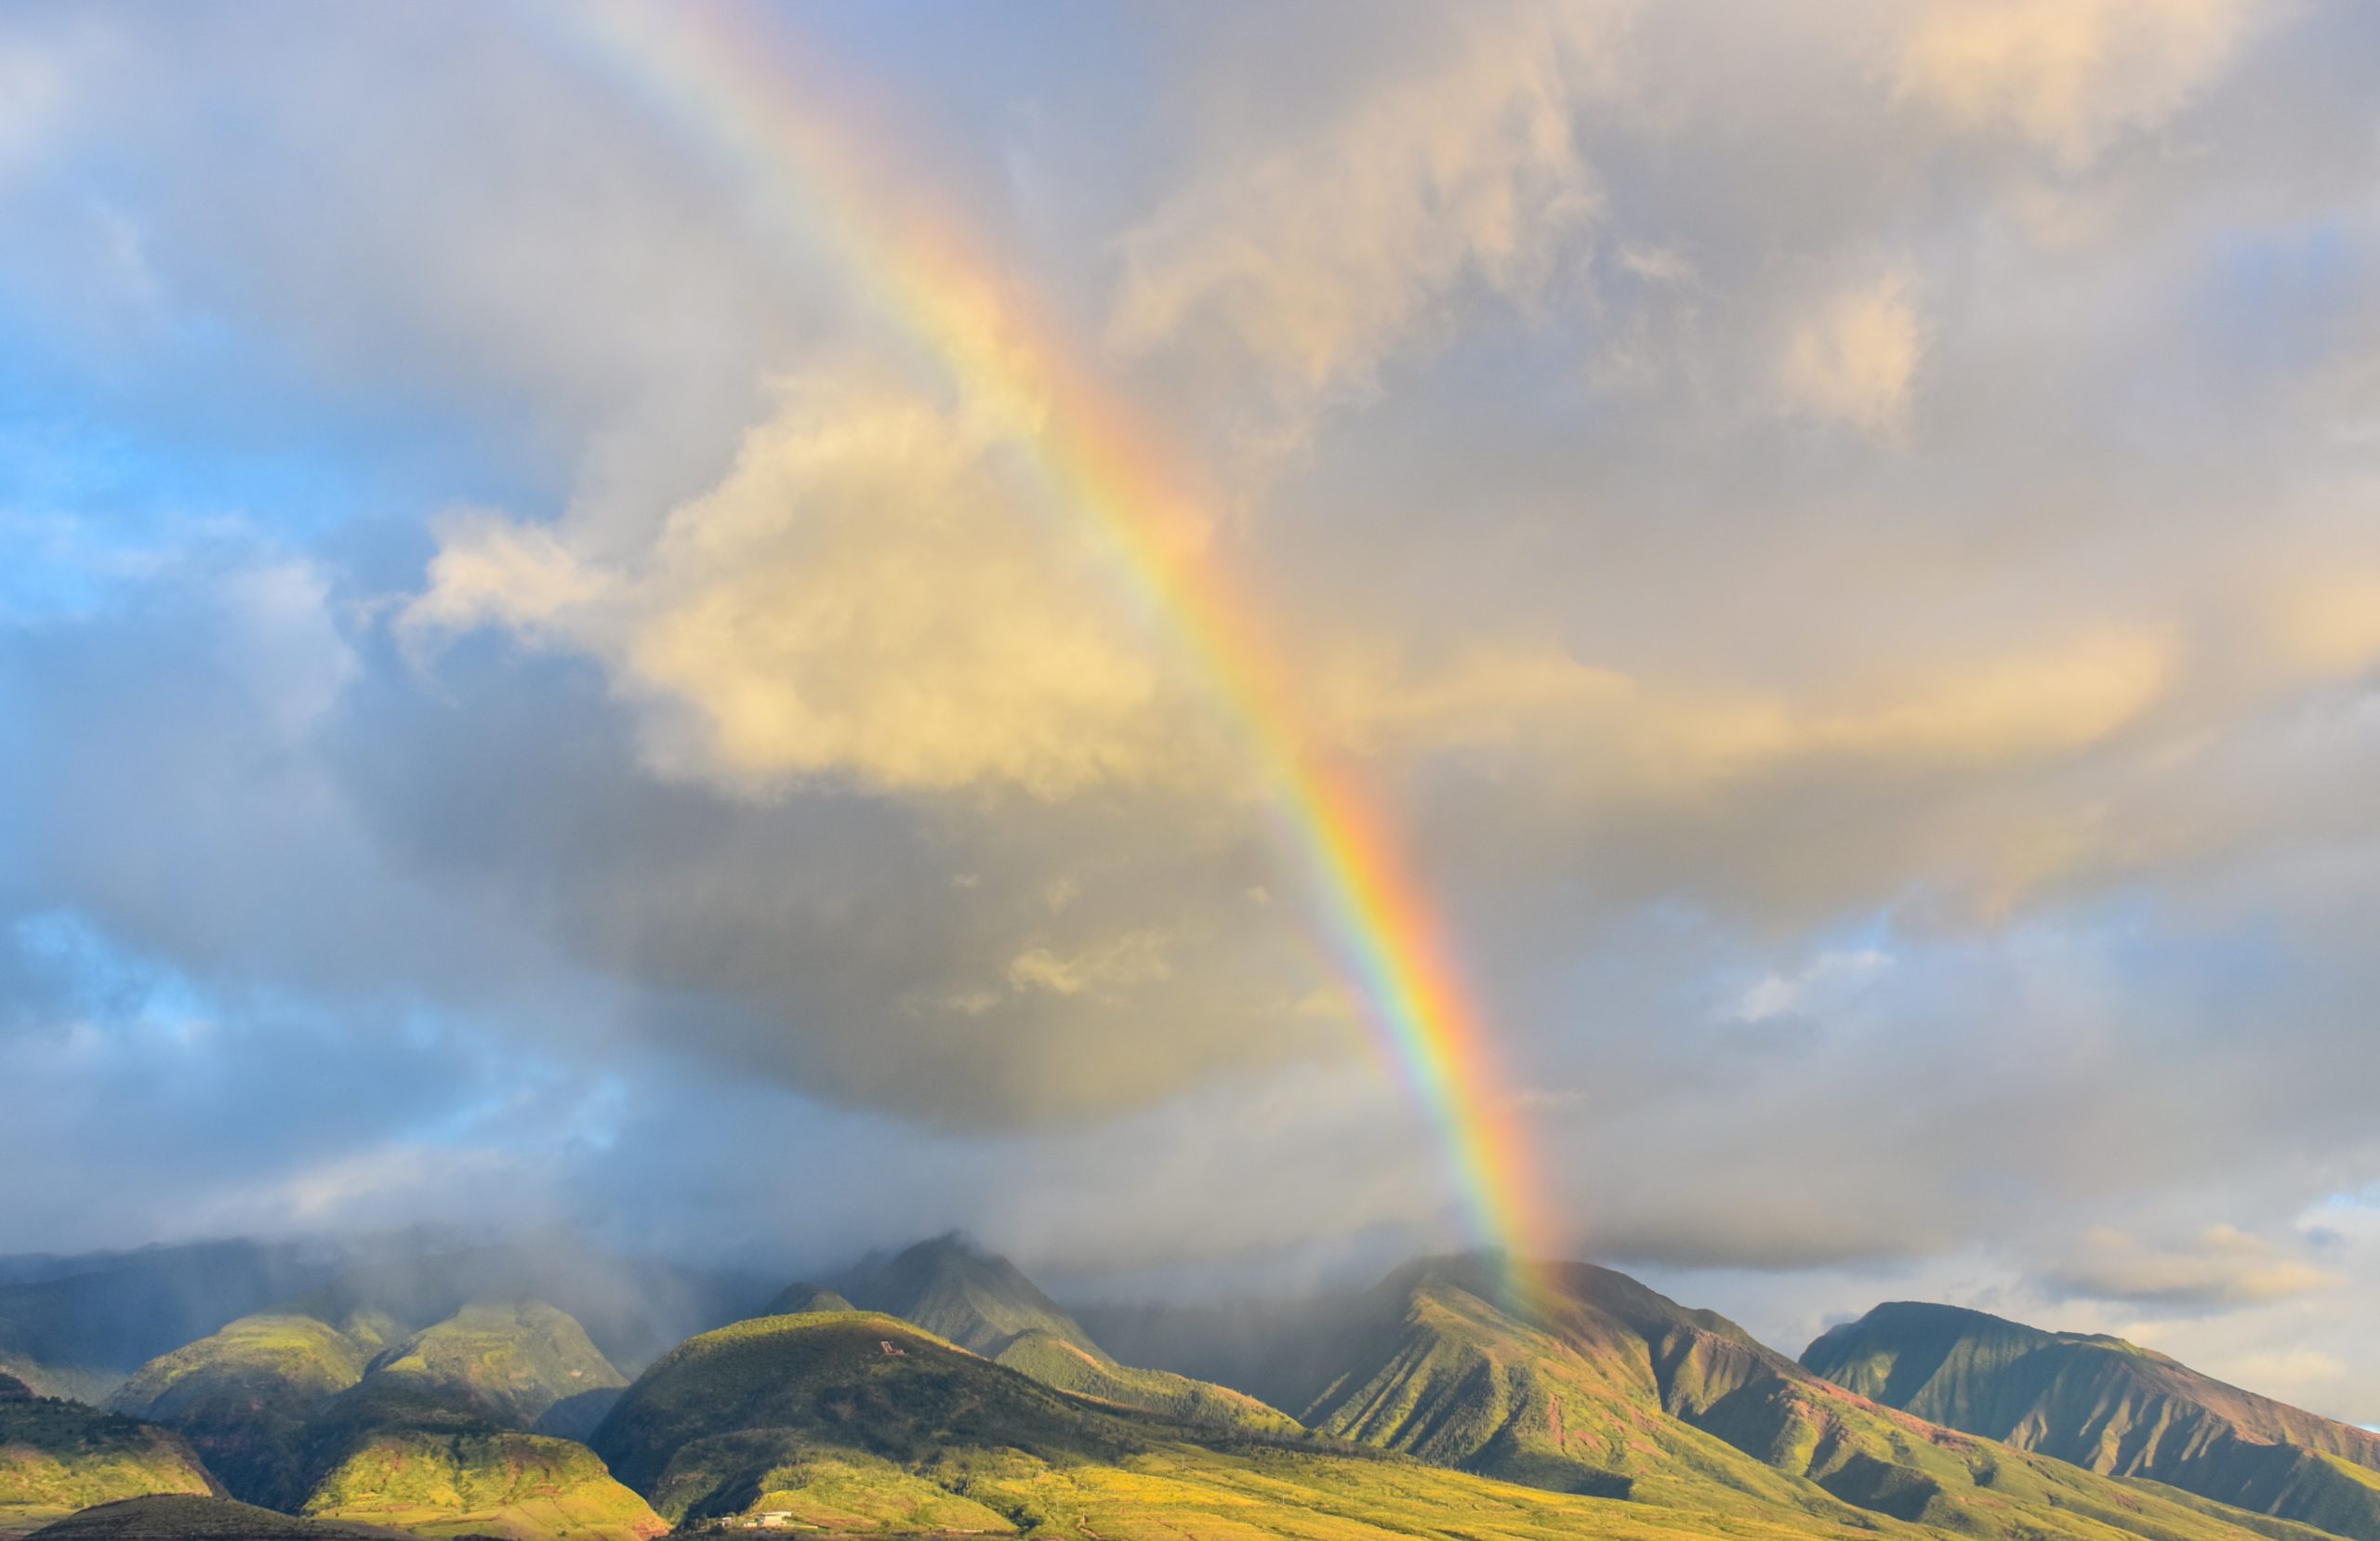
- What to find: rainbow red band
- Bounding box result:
[559,0,1554,1280]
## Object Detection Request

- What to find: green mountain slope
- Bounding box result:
[0,1387,218,1536]
[1803,1301,2380,1540]
[301,1424,661,1541]
[1289,1255,2331,1541]
[829,1236,1099,1358]
[991,1327,1302,1436]
[106,1311,389,1509]
[588,1311,1116,1517]
[820,1237,1297,1434]
[108,1292,639,1526]
[293,1348,664,1541]
[359,1301,626,1429]
[585,1302,2308,1541]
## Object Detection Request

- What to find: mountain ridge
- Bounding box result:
[1803,1299,2380,1540]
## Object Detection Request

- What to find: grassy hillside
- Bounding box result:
[360,1300,626,1428]
[821,1238,1298,1434]
[993,1328,1303,1437]
[105,1311,385,1509]
[1803,1301,2380,1541]
[102,1286,658,1535]
[583,1300,2312,1541]
[0,1392,218,1537]
[285,1324,660,1541]
[301,1429,662,1540]
[588,1311,1119,1513]
[1287,1256,2330,1541]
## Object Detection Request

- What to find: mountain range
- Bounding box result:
[0,1233,2370,1541]
[1805,1300,2380,1539]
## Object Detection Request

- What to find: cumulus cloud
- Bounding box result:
[410,380,1206,799]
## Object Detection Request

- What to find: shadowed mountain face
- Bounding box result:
[0,1243,350,1404]
[19,1494,413,1538]
[1803,1301,2380,1541]
[826,1236,1103,1360]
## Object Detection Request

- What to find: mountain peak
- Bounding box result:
[830,1236,1107,1363]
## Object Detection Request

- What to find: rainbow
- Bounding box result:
[554,2,1557,1284]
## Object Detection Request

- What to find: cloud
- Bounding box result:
[1779,275,1923,435]
[2035,1225,2346,1309]
[1107,5,1606,418]
[7,3,2380,1402]
[409,379,1203,800]
[1007,929,1174,998]
[1895,0,2254,167]
[1325,626,2172,793]
[1729,948,1892,1025]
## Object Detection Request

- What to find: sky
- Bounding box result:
[2,0,2378,1423]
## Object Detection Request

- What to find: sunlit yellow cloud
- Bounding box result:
[1323,626,2175,791]
[1896,0,2252,166]
[2046,1224,2346,1308]
[1779,275,1923,437]
[407,380,1206,800]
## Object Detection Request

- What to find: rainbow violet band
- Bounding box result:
[555,0,1555,1284]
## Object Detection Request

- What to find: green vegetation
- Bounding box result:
[0,1394,217,1537]
[108,1294,632,1523]
[1802,1301,2380,1540]
[107,1311,385,1509]
[595,1303,2304,1541]
[286,1336,659,1541]
[361,1301,626,1428]
[993,1329,1301,1436]
[589,1307,1880,1541]
[32,1246,2369,1541]
[302,1429,661,1540]
[818,1238,1299,1435]
[588,1311,1124,1510]
[658,1445,1016,1535]
[1285,1256,2327,1541]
